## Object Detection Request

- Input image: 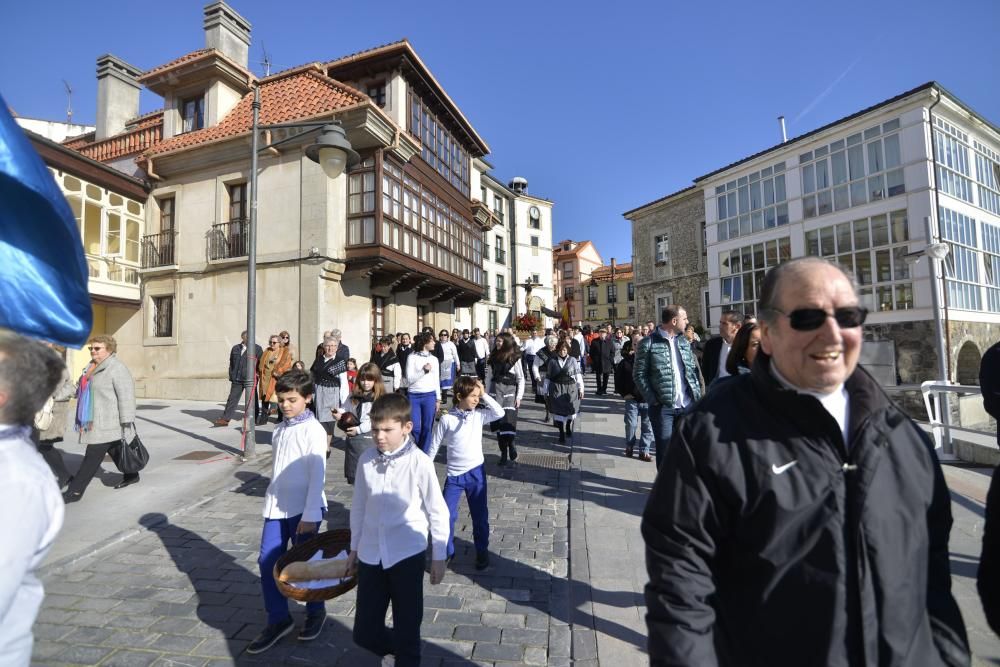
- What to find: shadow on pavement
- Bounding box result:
[137,412,245,457]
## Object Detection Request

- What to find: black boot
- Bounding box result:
[566,419,574,437]
[498,443,508,466]
[557,422,565,443]
[508,441,518,462]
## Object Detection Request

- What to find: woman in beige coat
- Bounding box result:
[63,335,137,503]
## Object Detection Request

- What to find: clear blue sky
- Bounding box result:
[3,0,998,267]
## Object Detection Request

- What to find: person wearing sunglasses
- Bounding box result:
[642,257,969,667]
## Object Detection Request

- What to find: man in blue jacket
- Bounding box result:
[632,304,702,468]
[215,331,263,427]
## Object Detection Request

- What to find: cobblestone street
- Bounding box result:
[31,374,1000,665]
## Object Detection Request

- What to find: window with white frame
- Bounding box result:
[806,210,912,312]
[587,309,597,319]
[940,206,981,311]
[719,236,791,316]
[562,261,573,279]
[981,220,1000,313]
[654,234,670,264]
[607,284,618,303]
[715,162,788,241]
[974,140,1000,216]
[801,119,904,221]
[935,118,973,203]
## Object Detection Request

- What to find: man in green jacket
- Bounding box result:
[632,304,702,468]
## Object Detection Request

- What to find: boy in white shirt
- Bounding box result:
[248,370,328,655]
[348,394,449,666]
[428,376,504,570]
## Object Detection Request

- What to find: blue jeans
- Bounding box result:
[258,513,325,625]
[408,390,437,454]
[624,399,654,456]
[443,464,489,558]
[648,404,689,469]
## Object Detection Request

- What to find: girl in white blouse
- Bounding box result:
[404,332,441,454]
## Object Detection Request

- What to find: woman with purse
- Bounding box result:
[63,335,139,503]
[257,334,292,424]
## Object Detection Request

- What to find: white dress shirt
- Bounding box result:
[427,393,505,475]
[661,327,693,409]
[0,426,64,666]
[472,337,490,360]
[350,439,450,567]
[405,351,441,399]
[717,340,732,379]
[262,415,328,522]
[770,363,850,445]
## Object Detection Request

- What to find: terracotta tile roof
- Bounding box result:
[136,48,247,82]
[125,109,164,130]
[553,240,594,257]
[591,263,634,282]
[63,132,95,149]
[145,66,367,158]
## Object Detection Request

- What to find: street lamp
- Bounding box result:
[242,85,360,459]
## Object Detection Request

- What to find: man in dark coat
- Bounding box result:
[642,257,969,666]
[978,340,1000,637]
[700,309,741,384]
[215,331,262,426]
[589,330,615,395]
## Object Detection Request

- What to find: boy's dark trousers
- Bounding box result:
[442,464,489,558]
[258,513,324,625]
[353,551,425,666]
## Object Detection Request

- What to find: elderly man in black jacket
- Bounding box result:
[215,331,262,426]
[589,329,615,395]
[641,257,969,667]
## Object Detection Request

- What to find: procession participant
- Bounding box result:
[404,332,440,454]
[309,334,349,455]
[532,335,558,423]
[485,333,526,465]
[546,339,584,443]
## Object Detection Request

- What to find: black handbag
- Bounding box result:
[110,424,150,474]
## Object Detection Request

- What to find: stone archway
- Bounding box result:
[956,340,982,385]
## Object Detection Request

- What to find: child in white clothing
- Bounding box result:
[427,376,504,570]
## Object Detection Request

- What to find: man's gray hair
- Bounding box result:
[0,332,64,425]
[544,335,558,347]
[327,329,342,342]
[758,257,857,324]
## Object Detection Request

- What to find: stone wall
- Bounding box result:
[629,190,708,327]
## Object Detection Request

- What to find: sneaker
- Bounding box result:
[246,617,294,654]
[475,551,490,570]
[298,613,326,641]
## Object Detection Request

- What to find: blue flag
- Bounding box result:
[0,93,92,346]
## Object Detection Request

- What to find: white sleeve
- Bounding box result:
[349,456,369,551]
[420,458,451,561]
[427,416,447,461]
[514,362,525,403]
[337,372,349,404]
[478,392,506,422]
[532,354,544,380]
[302,425,329,523]
[575,362,585,394]
[357,401,371,434]
[391,363,402,391]
[433,357,441,401]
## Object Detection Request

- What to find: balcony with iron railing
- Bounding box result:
[495,288,507,305]
[482,285,490,301]
[141,231,177,269]
[209,220,249,260]
[494,248,506,265]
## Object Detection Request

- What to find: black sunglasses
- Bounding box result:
[771,306,868,331]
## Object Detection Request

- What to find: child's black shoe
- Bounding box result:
[298,613,326,641]
[475,551,490,570]
[247,617,294,654]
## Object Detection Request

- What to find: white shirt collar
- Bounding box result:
[770,361,849,444]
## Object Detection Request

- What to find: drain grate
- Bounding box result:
[174,450,223,461]
[514,453,571,470]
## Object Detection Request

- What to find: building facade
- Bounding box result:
[62,2,501,399]
[581,260,636,329]
[625,186,708,329]
[694,82,1000,388]
[552,239,603,327]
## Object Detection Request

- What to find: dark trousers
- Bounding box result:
[258,514,324,625]
[222,382,259,421]
[443,464,489,558]
[67,439,137,496]
[524,355,537,395]
[31,431,72,485]
[475,359,486,382]
[353,551,425,666]
[596,372,610,393]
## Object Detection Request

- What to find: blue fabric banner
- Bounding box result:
[0,93,92,346]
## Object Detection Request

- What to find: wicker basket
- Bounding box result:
[273,528,357,602]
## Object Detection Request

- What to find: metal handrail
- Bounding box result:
[920,381,985,457]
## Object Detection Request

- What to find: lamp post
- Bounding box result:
[242,84,359,459]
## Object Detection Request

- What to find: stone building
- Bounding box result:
[552,239,603,327]
[60,2,498,399]
[624,186,708,328]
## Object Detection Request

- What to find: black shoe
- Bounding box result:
[475,551,490,570]
[558,432,566,444]
[298,613,326,641]
[114,474,140,490]
[255,416,268,426]
[498,453,508,467]
[60,476,74,493]
[62,490,82,504]
[247,617,294,654]
[508,444,518,462]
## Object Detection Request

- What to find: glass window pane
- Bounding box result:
[753,243,765,269]
[720,251,731,275]
[817,190,833,216]
[890,210,908,243]
[774,174,786,201]
[836,223,853,253]
[865,126,881,140]
[727,192,737,216]
[762,178,775,206]
[871,214,889,246]
[750,181,761,210]
[764,206,776,228]
[834,185,850,211]
[739,215,751,236]
[854,219,870,250]
[868,141,884,173]
[815,146,829,158]
[895,283,913,309]
[779,237,791,261]
[850,180,868,206]
[739,186,750,214]
[820,226,835,256]
[876,285,893,311]
[718,222,728,241]
[830,139,845,151]
[730,250,741,274]
[856,252,873,285]
[806,230,820,255]
[837,254,854,275]
[729,219,739,239]
[883,119,900,132]
[776,203,789,225]
[831,151,847,185]
[847,132,863,146]
[893,247,910,280]
[848,144,865,180]
[804,195,817,219]
[875,249,892,282]
[106,212,121,255]
[886,168,905,197]
[803,164,816,194]
[765,240,778,265]
[815,159,829,190]
[868,174,885,201]
[718,196,728,220]
[884,134,901,168]
[752,211,764,232]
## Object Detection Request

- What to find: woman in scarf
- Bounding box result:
[257,334,292,424]
[436,329,460,401]
[310,334,349,454]
[369,335,402,392]
[486,333,526,465]
[63,335,138,502]
[332,362,385,484]
[532,335,558,423]
[546,339,584,443]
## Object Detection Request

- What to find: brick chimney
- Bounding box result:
[203,1,251,69]
[95,54,142,140]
